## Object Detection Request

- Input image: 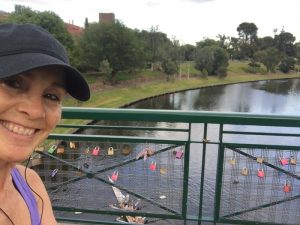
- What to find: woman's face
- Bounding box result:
[0,67,66,163]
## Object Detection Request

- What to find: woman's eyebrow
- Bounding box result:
[52,82,66,90]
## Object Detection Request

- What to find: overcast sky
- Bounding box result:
[2,0,300,45]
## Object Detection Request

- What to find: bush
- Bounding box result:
[278,57,296,73]
[217,66,227,77]
[194,45,229,75]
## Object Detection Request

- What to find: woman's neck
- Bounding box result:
[0,162,14,192]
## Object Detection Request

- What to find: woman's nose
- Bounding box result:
[18,96,46,120]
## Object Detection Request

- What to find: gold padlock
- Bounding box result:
[57,146,65,154]
[241,167,248,176]
[290,156,297,165]
[84,147,90,155]
[257,157,264,164]
[107,147,114,156]
[228,157,236,165]
[69,141,77,149]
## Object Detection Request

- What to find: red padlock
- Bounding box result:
[279,157,289,166]
[283,181,292,193]
[92,146,100,156]
[257,168,265,178]
[111,171,119,181]
[149,161,157,171]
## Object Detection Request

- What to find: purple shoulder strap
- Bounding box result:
[11,167,41,225]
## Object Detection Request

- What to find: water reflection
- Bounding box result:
[130,79,300,116]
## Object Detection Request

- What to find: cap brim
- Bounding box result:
[0,53,90,101]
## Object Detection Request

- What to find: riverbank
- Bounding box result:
[56,60,300,134]
[64,72,300,109]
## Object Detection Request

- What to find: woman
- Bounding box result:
[0,23,90,224]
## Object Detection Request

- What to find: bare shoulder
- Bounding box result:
[15,165,58,224]
[15,164,43,186]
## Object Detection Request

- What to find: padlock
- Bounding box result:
[51,168,58,178]
[122,145,132,156]
[256,157,264,164]
[83,162,89,169]
[92,146,100,156]
[257,168,265,178]
[111,171,119,181]
[57,146,65,154]
[48,145,57,154]
[34,146,44,152]
[241,167,249,176]
[175,150,184,159]
[160,167,167,175]
[228,156,236,165]
[84,147,90,155]
[283,181,292,193]
[279,157,289,166]
[69,141,77,149]
[108,147,114,156]
[290,156,297,165]
[30,157,43,167]
[150,161,157,171]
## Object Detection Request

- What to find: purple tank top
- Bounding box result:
[11,168,41,225]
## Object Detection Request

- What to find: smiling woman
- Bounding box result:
[0,23,90,225]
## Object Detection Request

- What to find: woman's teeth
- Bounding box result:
[1,121,35,136]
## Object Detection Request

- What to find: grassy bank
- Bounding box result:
[64,61,300,108]
[56,61,300,133]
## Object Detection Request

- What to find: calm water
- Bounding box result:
[128,79,300,115]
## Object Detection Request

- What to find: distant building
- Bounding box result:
[0,10,10,20]
[99,13,115,23]
[65,22,84,37]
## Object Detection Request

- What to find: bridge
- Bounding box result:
[30,107,300,225]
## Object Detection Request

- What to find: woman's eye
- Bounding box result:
[44,93,60,102]
[2,78,22,89]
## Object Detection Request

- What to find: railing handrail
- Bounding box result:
[62,107,300,127]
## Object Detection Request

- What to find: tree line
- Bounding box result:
[2,5,300,83]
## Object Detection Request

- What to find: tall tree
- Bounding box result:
[237,22,258,44]
[274,31,296,56]
[79,22,146,84]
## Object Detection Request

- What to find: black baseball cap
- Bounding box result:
[0,23,90,101]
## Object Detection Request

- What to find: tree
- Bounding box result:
[4,5,77,66]
[137,27,174,64]
[162,59,178,81]
[79,22,146,84]
[257,36,275,50]
[84,17,89,29]
[274,31,296,56]
[179,44,195,61]
[194,45,229,76]
[254,47,281,73]
[237,22,258,44]
[278,57,296,73]
[196,38,220,48]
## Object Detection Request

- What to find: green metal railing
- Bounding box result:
[31,107,300,225]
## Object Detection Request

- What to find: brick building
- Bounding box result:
[99,13,115,23]
[65,22,84,37]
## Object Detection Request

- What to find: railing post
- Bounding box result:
[214,124,224,225]
[182,123,192,224]
[198,122,208,225]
